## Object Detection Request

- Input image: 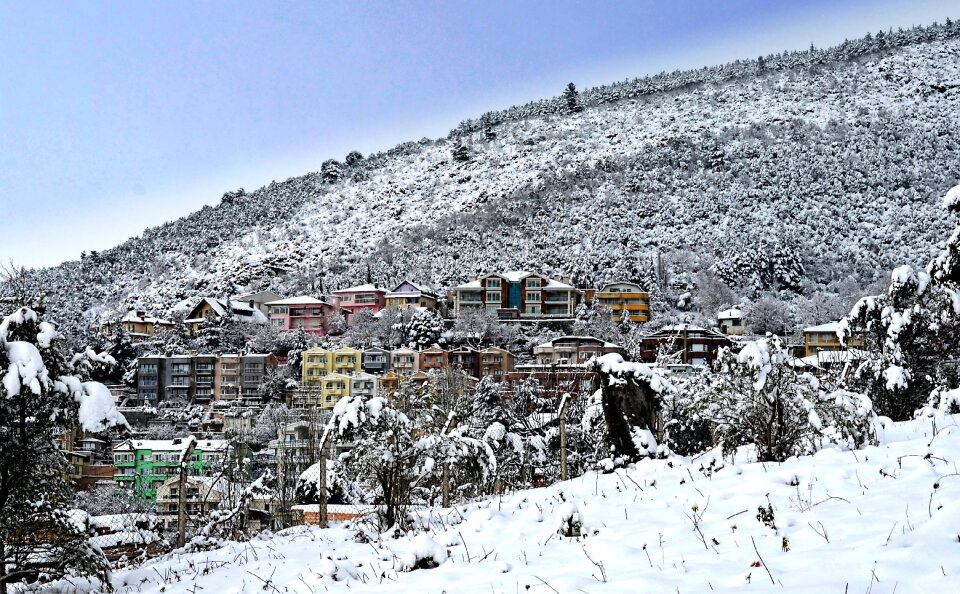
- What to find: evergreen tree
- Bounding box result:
[562,82,582,114]
[451,139,471,163]
[0,300,126,592]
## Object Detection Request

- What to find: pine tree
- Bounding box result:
[562,82,582,114]
[0,298,126,592]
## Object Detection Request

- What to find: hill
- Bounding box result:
[33,21,960,340]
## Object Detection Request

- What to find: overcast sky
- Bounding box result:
[1,0,956,268]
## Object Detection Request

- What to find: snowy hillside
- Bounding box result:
[54,413,960,593]
[34,22,960,338]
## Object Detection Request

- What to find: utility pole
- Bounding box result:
[441,412,457,508]
[559,393,571,482]
[177,437,197,548]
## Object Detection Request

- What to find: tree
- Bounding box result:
[403,308,445,350]
[344,151,364,167]
[572,301,620,342]
[690,337,877,461]
[744,295,795,337]
[451,307,517,348]
[343,308,381,348]
[562,82,582,114]
[320,159,343,183]
[0,298,127,592]
[451,139,471,163]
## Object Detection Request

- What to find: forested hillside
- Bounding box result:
[35,21,960,341]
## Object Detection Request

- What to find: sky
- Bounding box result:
[1,0,956,268]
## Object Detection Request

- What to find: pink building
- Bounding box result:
[264,296,347,335]
[331,284,387,324]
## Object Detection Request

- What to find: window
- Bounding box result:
[526,278,541,289]
[486,278,501,289]
[486,291,501,302]
[339,294,352,302]
[690,344,707,352]
[171,363,191,374]
[139,364,158,373]
[244,363,263,371]
[527,305,540,315]
[526,292,541,302]
[270,306,288,315]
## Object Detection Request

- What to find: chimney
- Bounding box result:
[469,276,477,282]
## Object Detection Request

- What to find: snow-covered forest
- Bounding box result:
[34,21,960,343]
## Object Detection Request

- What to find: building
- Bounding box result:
[112,438,229,500]
[332,346,362,376]
[479,346,515,380]
[448,346,481,377]
[319,373,352,408]
[265,296,346,335]
[350,372,380,398]
[803,322,865,358]
[361,347,391,375]
[533,336,626,365]
[379,370,404,395]
[390,347,420,375]
[419,346,449,372]
[450,272,581,320]
[134,354,277,406]
[385,281,438,310]
[593,282,651,323]
[506,364,599,399]
[638,324,732,367]
[230,291,284,316]
[717,307,745,336]
[331,284,387,322]
[99,310,174,343]
[184,297,269,332]
[154,476,225,531]
[302,346,362,384]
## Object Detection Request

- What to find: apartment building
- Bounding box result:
[390,347,420,374]
[135,354,277,405]
[638,324,732,366]
[361,347,391,375]
[448,346,481,377]
[803,322,865,357]
[301,346,362,385]
[113,438,228,500]
[265,296,346,335]
[450,271,581,320]
[533,336,626,365]
[593,282,651,323]
[479,346,515,380]
[385,280,438,310]
[331,284,387,322]
[419,346,449,372]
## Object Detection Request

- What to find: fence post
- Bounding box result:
[559,393,571,482]
[441,411,456,508]
[318,438,328,529]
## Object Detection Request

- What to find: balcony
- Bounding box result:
[543,293,570,303]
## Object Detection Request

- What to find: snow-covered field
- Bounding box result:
[53,413,960,594]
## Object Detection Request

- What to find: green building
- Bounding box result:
[113,438,229,500]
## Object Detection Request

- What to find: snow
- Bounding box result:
[263,295,328,305]
[3,341,49,396]
[332,284,383,294]
[941,183,960,211]
[595,352,672,394]
[51,413,960,594]
[802,321,841,333]
[78,382,129,432]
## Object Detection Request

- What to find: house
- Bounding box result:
[803,322,865,358]
[390,347,420,374]
[113,438,228,500]
[479,346,515,380]
[361,347,391,375]
[331,284,387,322]
[154,476,225,531]
[593,282,651,323]
[264,296,346,335]
[350,372,379,398]
[332,346,362,376]
[302,346,361,385]
[533,336,626,365]
[450,272,581,320]
[718,307,745,336]
[448,346,481,377]
[99,310,174,343]
[319,373,352,408]
[230,291,284,316]
[506,364,599,399]
[638,324,732,366]
[419,346,449,372]
[799,348,869,374]
[385,281,438,310]
[184,298,268,332]
[379,370,404,395]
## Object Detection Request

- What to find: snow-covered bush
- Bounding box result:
[690,336,878,461]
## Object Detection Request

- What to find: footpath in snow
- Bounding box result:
[55,413,960,594]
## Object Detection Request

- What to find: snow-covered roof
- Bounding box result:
[264,296,328,306]
[113,438,229,452]
[387,280,435,296]
[333,284,384,294]
[804,321,841,333]
[717,307,742,319]
[658,324,708,332]
[536,335,623,349]
[453,271,576,291]
[800,348,869,367]
[120,310,172,325]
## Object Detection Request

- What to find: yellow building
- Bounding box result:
[594,282,650,323]
[803,322,865,358]
[302,347,333,385]
[333,346,362,375]
[320,373,352,408]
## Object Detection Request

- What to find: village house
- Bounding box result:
[361,347,391,375]
[112,438,228,500]
[230,291,285,316]
[184,297,269,332]
[98,310,174,343]
[803,321,866,357]
[385,280,439,310]
[533,336,626,365]
[450,271,581,320]
[717,307,745,336]
[479,346,515,380]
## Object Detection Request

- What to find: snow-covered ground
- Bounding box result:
[60,413,960,593]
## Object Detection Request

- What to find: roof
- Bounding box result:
[537,335,623,349]
[332,284,384,294]
[800,348,868,367]
[804,321,841,333]
[186,298,268,324]
[453,271,576,291]
[120,310,173,325]
[264,296,328,306]
[387,280,436,297]
[113,438,229,452]
[717,307,743,319]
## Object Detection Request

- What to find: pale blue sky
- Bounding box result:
[1,1,955,267]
